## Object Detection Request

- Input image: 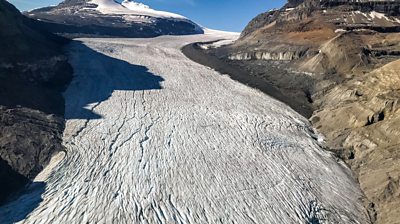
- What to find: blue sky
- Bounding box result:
[8,0,286,32]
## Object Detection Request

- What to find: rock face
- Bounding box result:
[25,0,203,38]
[0,0,72,205]
[202,1,400,223]
[309,60,400,224]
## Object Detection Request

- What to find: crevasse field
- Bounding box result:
[0,32,369,223]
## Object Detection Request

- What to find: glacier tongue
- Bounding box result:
[0,33,369,223]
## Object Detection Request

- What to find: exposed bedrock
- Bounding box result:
[229,50,309,61]
[0,0,72,205]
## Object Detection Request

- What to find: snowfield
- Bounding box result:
[0,32,369,223]
[88,0,186,19]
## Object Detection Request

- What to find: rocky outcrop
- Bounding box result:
[229,48,312,61]
[321,0,400,16]
[286,0,400,16]
[0,0,72,205]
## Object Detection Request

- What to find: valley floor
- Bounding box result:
[0,33,369,223]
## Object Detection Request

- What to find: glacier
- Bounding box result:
[0,31,370,223]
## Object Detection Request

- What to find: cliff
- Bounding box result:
[0,0,72,205]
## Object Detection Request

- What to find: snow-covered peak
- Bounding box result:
[89,0,186,19]
[121,0,149,10]
[26,0,204,37]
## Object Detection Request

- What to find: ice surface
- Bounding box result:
[0,32,369,223]
[198,29,240,49]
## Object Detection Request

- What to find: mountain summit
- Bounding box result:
[25,0,203,38]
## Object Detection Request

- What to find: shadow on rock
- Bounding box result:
[0,182,46,224]
[65,41,165,120]
[0,158,30,205]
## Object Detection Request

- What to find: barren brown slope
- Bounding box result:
[311,60,400,224]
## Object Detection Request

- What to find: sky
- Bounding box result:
[8,0,286,32]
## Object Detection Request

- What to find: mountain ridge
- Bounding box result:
[24,0,203,38]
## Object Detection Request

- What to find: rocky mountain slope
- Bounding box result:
[192,0,400,223]
[24,0,203,38]
[0,0,72,205]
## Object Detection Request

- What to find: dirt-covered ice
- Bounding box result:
[0,32,370,223]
